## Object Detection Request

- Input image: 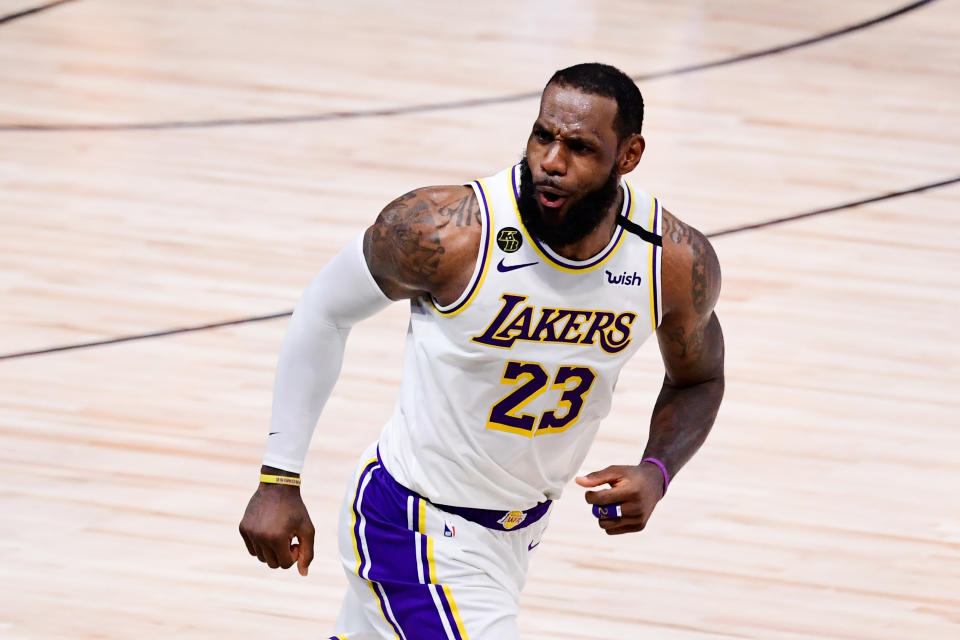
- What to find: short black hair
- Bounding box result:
[547,63,644,141]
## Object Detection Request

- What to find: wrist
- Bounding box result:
[640,457,670,496]
[261,465,300,478]
[259,465,301,489]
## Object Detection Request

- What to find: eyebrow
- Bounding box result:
[534,121,602,146]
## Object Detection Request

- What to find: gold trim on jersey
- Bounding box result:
[428,179,493,318]
[647,196,658,332]
[349,459,401,640]
[416,498,471,639]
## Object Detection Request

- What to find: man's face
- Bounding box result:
[519,83,622,247]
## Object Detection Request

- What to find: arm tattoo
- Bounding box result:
[371,191,446,286]
[436,193,481,227]
[664,324,703,360]
[368,188,480,293]
[691,239,711,315]
[662,214,718,315]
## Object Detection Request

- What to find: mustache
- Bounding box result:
[533,178,565,190]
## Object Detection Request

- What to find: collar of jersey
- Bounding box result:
[509,163,634,273]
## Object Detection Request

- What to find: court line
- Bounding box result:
[0,312,292,361]
[0,0,938,132]
[708,175,960,238]
[0,0,79,26]
[1,174,956,362]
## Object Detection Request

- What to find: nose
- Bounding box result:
[540,142,566,177]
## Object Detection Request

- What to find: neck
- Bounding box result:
[548,185,624,261]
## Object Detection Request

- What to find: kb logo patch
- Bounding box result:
[496,227,522,253]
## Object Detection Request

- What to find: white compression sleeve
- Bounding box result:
[262,233,392,473]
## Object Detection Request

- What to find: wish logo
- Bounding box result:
[605,270,643,286]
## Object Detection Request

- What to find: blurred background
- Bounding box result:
[1,1,958,638]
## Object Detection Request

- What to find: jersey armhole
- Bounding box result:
[649,197,664,330]
[428,180,493,317]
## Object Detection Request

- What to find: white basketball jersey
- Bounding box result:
[378,164,663,510]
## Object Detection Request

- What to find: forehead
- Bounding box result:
[536,83,619,143]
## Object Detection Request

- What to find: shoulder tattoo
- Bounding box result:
[437,191,482,228]
[662,213,720,316]
[368,188,479,291]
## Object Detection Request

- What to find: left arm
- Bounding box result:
[578,208,724,534]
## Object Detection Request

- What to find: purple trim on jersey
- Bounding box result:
[373,581,407,640]
[350,462,468,639]
[652,198,661,327]
[436,586,465,640]
[433,179,491,314]
[352,459,379,578]
[351,461,407,639]
[410,497,463,639]
[511,164,631,271]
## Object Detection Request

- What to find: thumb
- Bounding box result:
[575,466,622,488]
[296,525,315,577]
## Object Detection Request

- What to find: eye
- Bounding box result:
[567,140,591,154]
[533,127,552,144]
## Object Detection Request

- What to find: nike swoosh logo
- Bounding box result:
[497,258,538,273]
[528,540,541,551]
[269,432,279,436]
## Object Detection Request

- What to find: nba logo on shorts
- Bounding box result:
[498,510,526,530]
[443,522,455,537]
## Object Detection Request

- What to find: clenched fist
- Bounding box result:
[239,467,316,576]
[576,462,666,535]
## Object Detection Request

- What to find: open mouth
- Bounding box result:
[536,188,568,209]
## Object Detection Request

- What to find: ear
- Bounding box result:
[617,134,645,175]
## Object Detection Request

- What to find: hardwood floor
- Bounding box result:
[1,1,957,638]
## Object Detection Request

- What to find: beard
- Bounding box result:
[517,156,621,249]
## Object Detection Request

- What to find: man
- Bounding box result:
[240,62,724,639]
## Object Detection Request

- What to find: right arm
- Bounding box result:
[364,185,481,305]
[239,185,479,575]
[265,184,479,472]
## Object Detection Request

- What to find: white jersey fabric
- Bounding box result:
[378,164,663,510]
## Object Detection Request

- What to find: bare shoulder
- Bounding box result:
[362,185,481,303]
[660,208,721,318]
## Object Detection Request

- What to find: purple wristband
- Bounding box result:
[641,457,670,494]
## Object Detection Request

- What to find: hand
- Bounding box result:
[575,462,665,535]
[239,481,315,576]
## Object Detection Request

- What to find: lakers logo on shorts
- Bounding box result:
[496,227,522,253]
[498,510,527,530]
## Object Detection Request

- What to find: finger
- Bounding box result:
[239,526,256,556]
[597,501,644,519]
[251,540,267,564]
[575,466,625,488]
[591,503,622,519]
[598,516,644,530]
[261,544,281,569]
[604,523,645,535]
[583,484,637,505]
[297,523,316,577]
[273,536,296,569]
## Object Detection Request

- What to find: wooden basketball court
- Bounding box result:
[1,1,958,638]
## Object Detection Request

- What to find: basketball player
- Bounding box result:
[239,63,724,639]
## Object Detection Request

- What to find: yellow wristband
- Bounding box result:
[260,474,301,487]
